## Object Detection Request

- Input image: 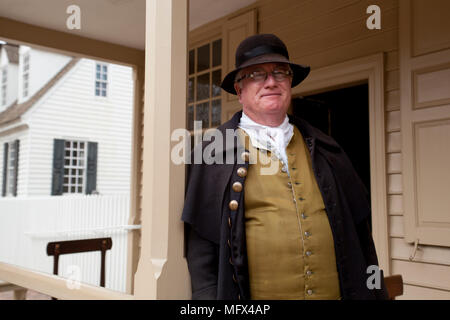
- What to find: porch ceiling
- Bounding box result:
[0,0,257,50]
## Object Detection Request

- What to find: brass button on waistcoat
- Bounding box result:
[307,289,313,295]
[241,152,250,162]
[229,200,238,211]
[232,182,243,192]
[237,167,247,177]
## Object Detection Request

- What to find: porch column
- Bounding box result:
[133,0,190,299]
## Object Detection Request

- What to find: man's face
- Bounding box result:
[234,62,292,123]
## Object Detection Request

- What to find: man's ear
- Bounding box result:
[234,83,241,98]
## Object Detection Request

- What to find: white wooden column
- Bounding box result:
[133,0,190,299]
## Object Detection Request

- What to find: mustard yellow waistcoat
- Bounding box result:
[238,126,341,300]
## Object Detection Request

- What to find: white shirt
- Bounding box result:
[238,111,294,174]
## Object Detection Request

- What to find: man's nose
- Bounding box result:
[263,72,277,87]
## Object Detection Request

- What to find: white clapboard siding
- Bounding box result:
[23,58,133,196]
[391,259,450,291]
[399,284,450,300]
[390,238,450,266]
[0,194,132,293]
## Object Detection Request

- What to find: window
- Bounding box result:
[1,67,6,106]
[2,140,19,197]
[187,39,222,132]
[63,140,86,194]
[95,63,108,97]
[22,53,30,98]
[52,139,98,196]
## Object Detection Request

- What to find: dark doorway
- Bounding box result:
[292,83,371,204]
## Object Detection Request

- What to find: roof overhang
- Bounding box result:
[0,0,257,50]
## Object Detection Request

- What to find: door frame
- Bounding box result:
[291,53,390,275]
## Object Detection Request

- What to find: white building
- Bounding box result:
[0,44,134,197]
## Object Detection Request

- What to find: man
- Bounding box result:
[181,34,388,300]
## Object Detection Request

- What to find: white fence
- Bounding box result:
[0,194,137,293]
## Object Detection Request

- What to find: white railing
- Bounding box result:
[0,194,138,293]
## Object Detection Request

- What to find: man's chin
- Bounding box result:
[260,104,288,114]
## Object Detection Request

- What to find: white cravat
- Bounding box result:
[238,111,294,173]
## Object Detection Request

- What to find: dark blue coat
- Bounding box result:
[181,110,388,300]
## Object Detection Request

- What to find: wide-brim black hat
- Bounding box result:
[220,34,310,95]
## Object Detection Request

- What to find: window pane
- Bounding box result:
[197,44,210,72]
[189,50,195,75]
[212,70,221,97]
[102,73,107,81]
[96,89,100,96]
[196,102,209,128]
[102,82,107,89]
[102,90,106,97]
[196,73,210,101]
[188,77,194,103]
[102,65,107,73]
[96,72,101,80]
[96,64,101,71]
[187,105,194,131]
[212,39,221,67]
[212,99,221,127]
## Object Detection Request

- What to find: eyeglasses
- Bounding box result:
[235,69,293,83]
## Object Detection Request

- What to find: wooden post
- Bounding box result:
[133,0,190,299]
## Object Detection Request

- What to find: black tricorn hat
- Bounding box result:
[220,34,310,95]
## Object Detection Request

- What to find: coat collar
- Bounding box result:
[217,110,341,154]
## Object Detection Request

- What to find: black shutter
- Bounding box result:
[2,143,8,197]
[51,139,65,195]
[12,139,19,197]
[86,142,98,195]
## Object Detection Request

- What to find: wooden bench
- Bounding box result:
[46,237,112,300]
[384,274,404,300]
